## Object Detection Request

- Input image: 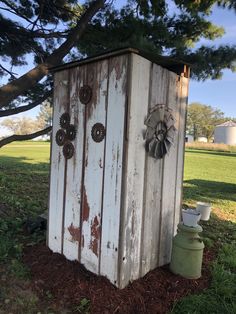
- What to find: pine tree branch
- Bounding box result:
[0,0,106,109]
[0,64,17,79]
[0,90,52,117]
[31,30,68,38]
[0,1,34,24]
[0,126,52,148]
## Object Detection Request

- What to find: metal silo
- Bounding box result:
[214,121,236,145]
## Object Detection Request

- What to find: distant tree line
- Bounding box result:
[0,102,52,139]
[186,103,236,142]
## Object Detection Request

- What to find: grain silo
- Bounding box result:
[214,120,236,145]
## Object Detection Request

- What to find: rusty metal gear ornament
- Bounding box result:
[91,123,106,143]
[60,112,70,128]
[63,142,75,159]
[56,113,76,159]
[79,85,92,104]
[144,104,176,159]
[66,124,76,141]
[55,129,66,146]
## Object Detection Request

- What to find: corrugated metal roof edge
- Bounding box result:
[50,47,190,78]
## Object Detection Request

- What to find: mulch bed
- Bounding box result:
[23,244,216,314]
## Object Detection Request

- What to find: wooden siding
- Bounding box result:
[48,52,189,289]
[119,54,151,287]
[62,66,85,261]
[158,71,180,266]
[48,70,68,253]
[79,60,108,273]
[140,64,169,276]
[173,76,189,234]
[100,55,128,285]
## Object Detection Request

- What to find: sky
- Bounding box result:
[0,1,236,136]
[188,7,236,118]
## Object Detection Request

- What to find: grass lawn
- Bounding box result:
[184,149,236,222]
[172,149,236,314]
[0,142,235,313]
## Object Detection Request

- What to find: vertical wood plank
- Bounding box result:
[140,65,169,275]
[62,66,85,260]
[158,71,180,266]
[100,55,128,285]
[48,70,68,253]
[173,76,189,234]
[119,54,151,288]
[80,60,108,273]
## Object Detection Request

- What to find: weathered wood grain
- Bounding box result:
[48,70,68,253]
[100,55,128,285]
[62,66,85,260]
[159,71,180,266]
[48,51,189,289]
[140,65,170,275]
[119,53,151,288]
[173,76,189,234]
[80,60,108,273]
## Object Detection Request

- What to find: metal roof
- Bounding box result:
[50,47,190,78]
[216,120,236,127]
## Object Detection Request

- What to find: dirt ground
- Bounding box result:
[22,243,216,314]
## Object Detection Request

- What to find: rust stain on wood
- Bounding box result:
[89,216,100,257]
[68,223,80,242]
[58,151,61,164]
[82,187,90,222]
[86,64,97,120]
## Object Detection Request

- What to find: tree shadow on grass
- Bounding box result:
[0,156,50,219]
[183,179,236,204]
[0,155,49,173]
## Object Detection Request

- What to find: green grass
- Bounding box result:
[184,149,236,221]
[0,141,50,219]
[0,141,51,313]
[0,142,235,313]
[171,149,236,314]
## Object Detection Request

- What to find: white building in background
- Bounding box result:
[197,136,208,143]
[185,134,194,143]
[214,120,236,145]
[185,134,208,143]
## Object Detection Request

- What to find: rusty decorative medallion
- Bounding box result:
[66,124,76,141]
[60,112,70,128]
[63,142,75,159]
[79,85,92,104]
[56,112,76,158]
[144,104,176,159]
[91,123,106,142]
[55,129,66,146]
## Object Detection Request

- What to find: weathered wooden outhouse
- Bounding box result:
[48,48,189,288]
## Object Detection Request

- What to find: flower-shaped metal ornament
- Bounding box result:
[144,104,177,159]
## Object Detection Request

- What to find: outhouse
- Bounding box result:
[48,48,190,288]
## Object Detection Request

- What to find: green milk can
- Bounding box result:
[170,223,204,279]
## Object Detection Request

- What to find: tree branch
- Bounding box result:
[0,126,52,148]
[0,0,34,24]
[0,64,17,79]
[31,30,68,38]
[0,90,52,117]
[0,0,106,109]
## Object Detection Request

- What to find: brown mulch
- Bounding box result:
[23,244,216,314]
